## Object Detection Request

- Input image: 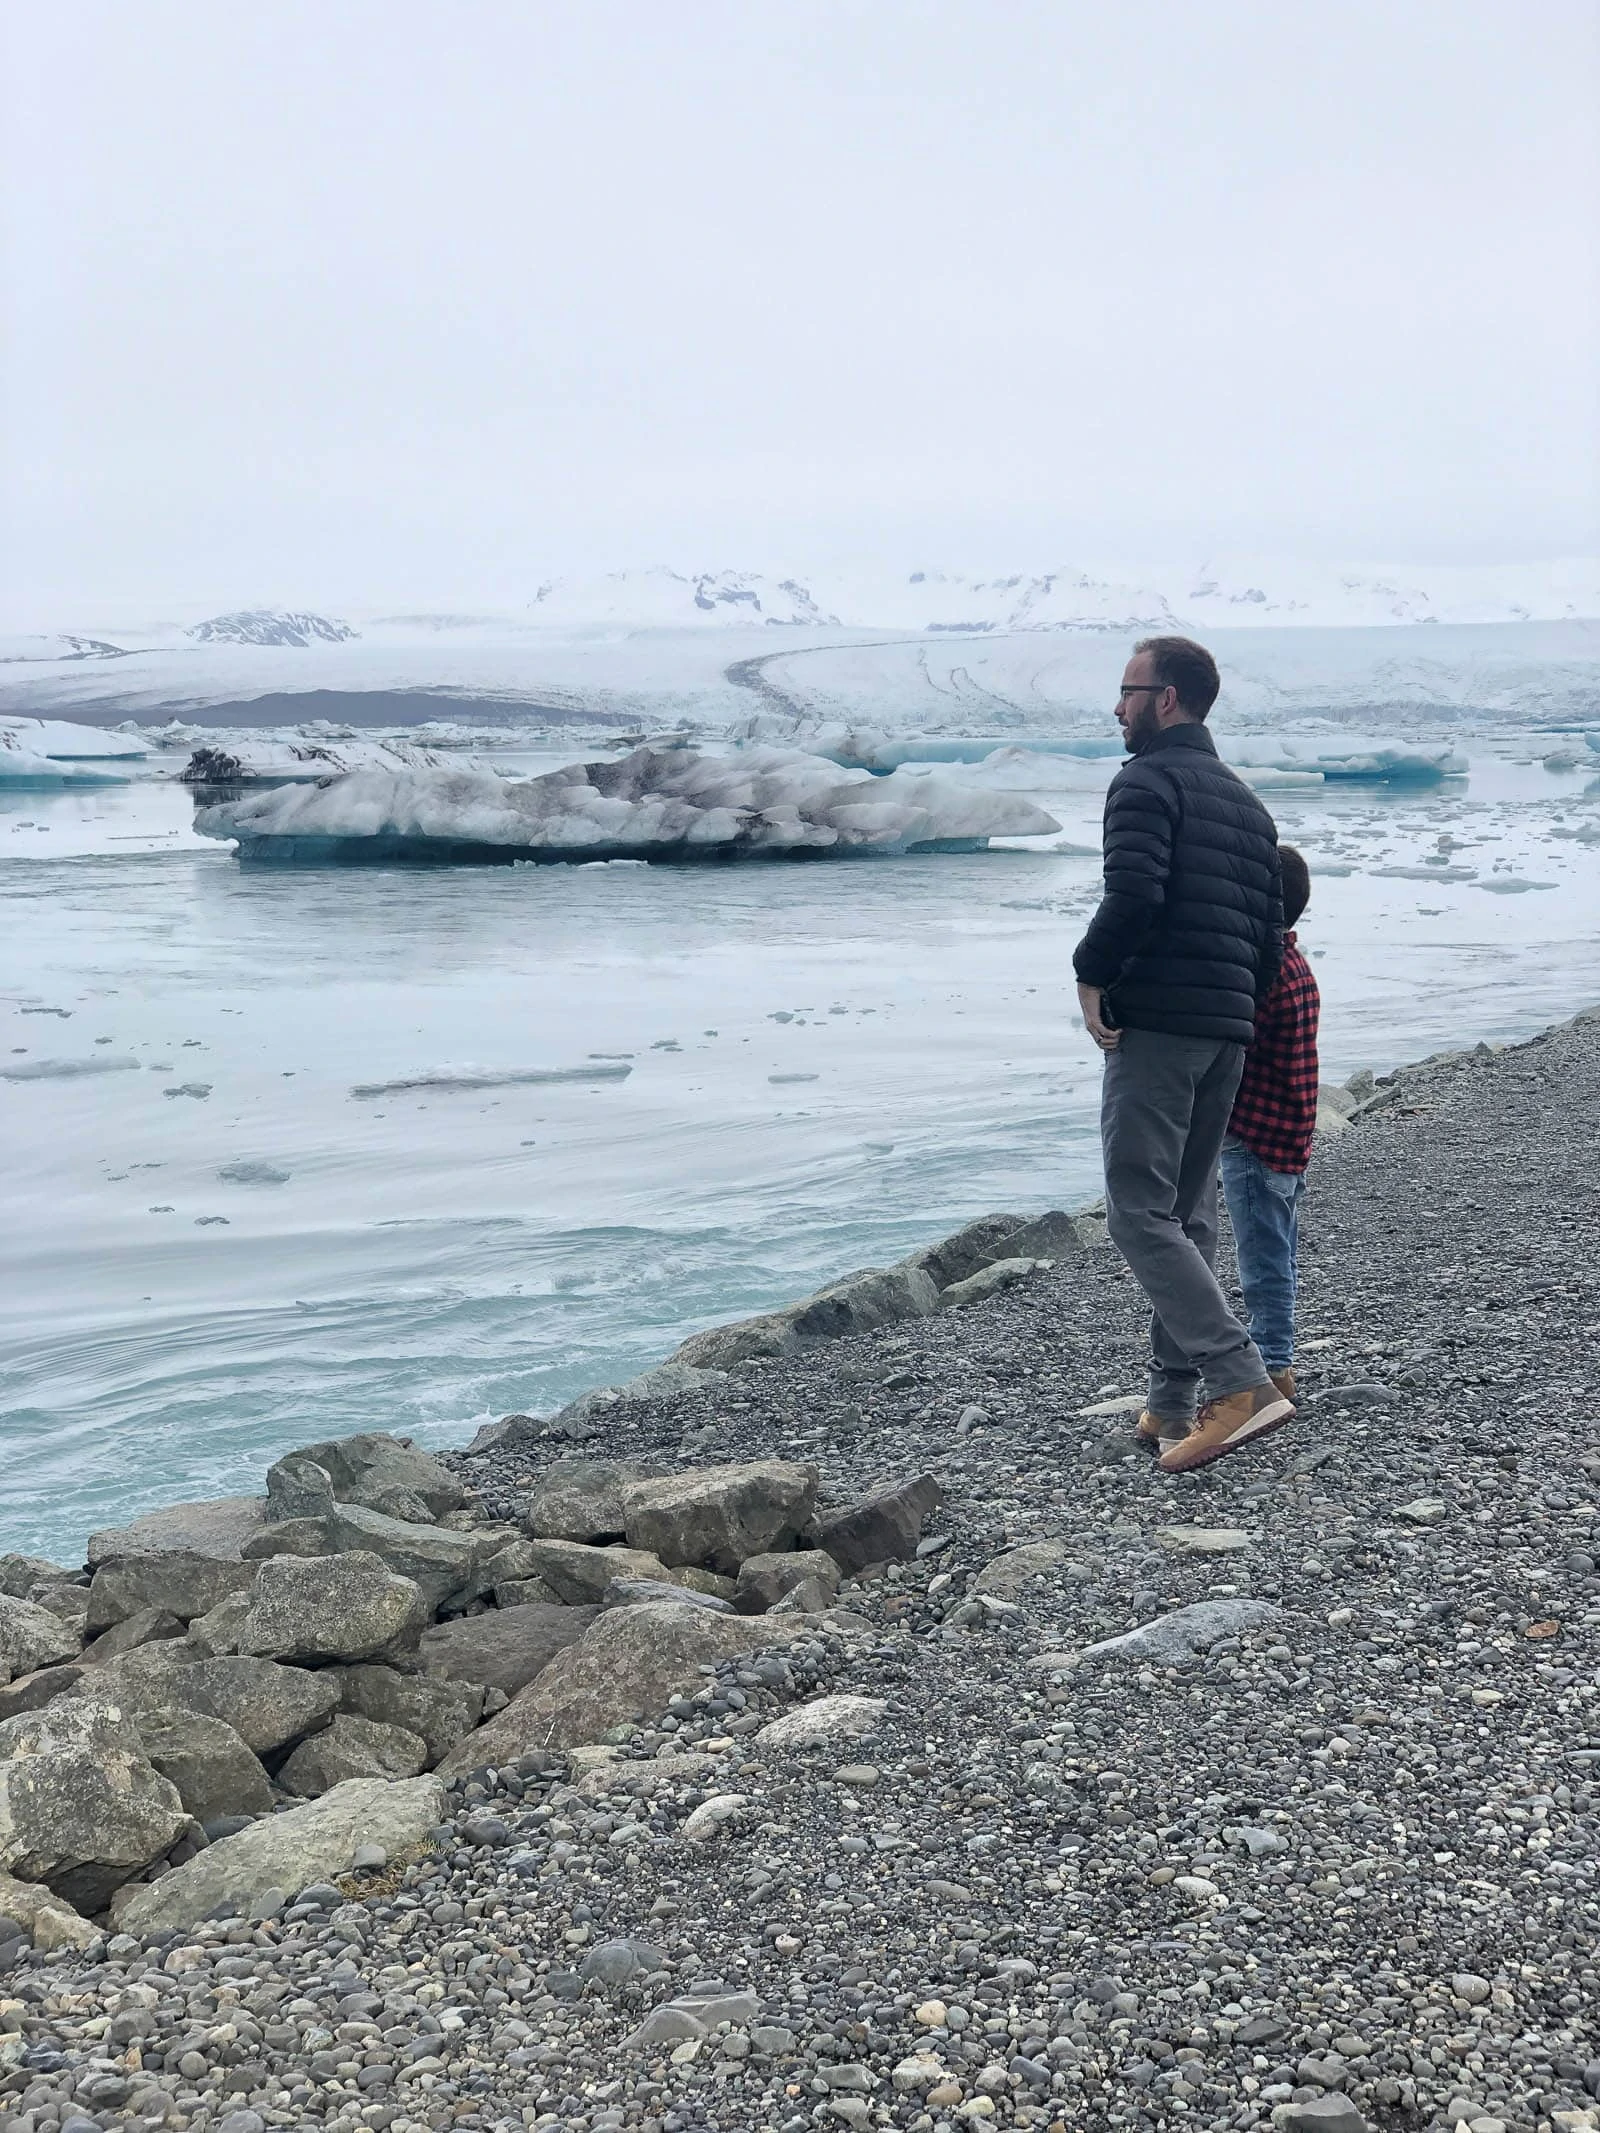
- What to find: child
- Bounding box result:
[1219,844,1320,1399]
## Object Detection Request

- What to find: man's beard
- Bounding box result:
[1124,702,1161,752]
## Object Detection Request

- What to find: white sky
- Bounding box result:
[3,1,1597,619]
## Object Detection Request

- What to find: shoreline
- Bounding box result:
[3,1002,1600,2130]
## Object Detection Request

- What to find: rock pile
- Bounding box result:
[0,1431,943,1957]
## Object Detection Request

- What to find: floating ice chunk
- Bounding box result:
[350,1063,634,1098]
[193,745,1062,863]
[1,1055,142,1080]
[0,715,147,761]
[1475,877,1555,893]
[1372,865,1478,882]
[1231,765,1325,791]
[0,730,129,785]
[1222,736,1466,780]
[217,1160,292,1185]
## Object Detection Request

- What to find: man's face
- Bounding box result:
[1115,653,1168,752]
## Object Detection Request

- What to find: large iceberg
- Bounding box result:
[0,723,131,785]
[193,744,1063,864]
[0,714,147,761]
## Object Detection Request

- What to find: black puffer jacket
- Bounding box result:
[1072,724,1282,1042]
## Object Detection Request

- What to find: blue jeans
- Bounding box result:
[1219,1135,1305,1374]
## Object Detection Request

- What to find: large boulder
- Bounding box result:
[243,1502,485,1615]
[899,1214,1024,1291]
[236,1552,426,1665]
[94,1650,341,1757]
[133,1711,273,1823]
[0,1556,72,1600]
[279,1713,428,1796]
[0,1665,85,1722]
[115,1775,445,1933]
[514,1540,732,1607]
[419,1604,595,1698]
[84,1552,256,1633]
[186,1589,256,1658]
[437,1601,796,1773]
[671,1265,940,1372]
[87,1496,268,1566]
[734,1550,841,1614]
[265,1432,466,1524]
[0,1698,187,1912]
[621,1462,819,1574]
[0,1595,80,1685]
[331,1664,485,1769]
[0,1870,97,1950]
[523,1460,663,1542]
[80,1607,188,1663]
[809,1474,942,1575]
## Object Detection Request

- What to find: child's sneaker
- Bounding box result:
[1157,1383,1294,1473]
[1135,1409,1193,1455]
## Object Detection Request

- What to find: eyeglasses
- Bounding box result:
[1117,683,1165,700]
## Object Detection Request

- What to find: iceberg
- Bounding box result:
[1221,736,1466,780]
[192,745,1063,864]
[0,714,147,761]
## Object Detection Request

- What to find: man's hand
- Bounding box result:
[1077,980,1121,1051]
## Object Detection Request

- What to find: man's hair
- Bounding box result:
[1134,634,1221,720]
[1279,843,1311,927]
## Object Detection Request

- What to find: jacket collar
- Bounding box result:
[1132,721,1218,759]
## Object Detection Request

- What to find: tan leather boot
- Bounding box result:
[1158,1382,1295,1474]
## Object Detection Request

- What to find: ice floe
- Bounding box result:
[1222,737,1466,780]
[0,715,147,761]
[349,1064,634,1098]
[1,1055,142,1081]
[193,745,1063,863]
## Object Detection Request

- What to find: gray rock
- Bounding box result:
[621,1461,820,1573]
[769,1574,838,1614]
[97,1649,341,1756]
[735,1549,842,1614]
[243,1501,485,1615]
[332,1662,485,1767]
[670,1262,939,1371]
[266,1431,466,1522]
[0,1555,72,1600]
[0,1698,186,1912]
[515,1538,732,1606]
[1077,1598,1281,1666]
[468,1366,727,1452]
[1153,1524,1252,1555]
[0,1594,81,1685]
[186,1588,255,1658]
[279,1713,429,1795]
[436,1600,798,1773]
[80,1606,188,1662]
[523,1459,661,1541]
[115,1774,445,1932]
[580,1936,666,1991]
[85,1551,256,1632]
[899,1213,1026,1290]
[604,1577,735,1613]
[938,1256,1040,1310]
[262,1451,335,1521]
[984,1209,1085,1266]
[0,1664,85,1721]
[492,1574,568,1608]
[86,1496,268,1566]
[1275,2098,1372,2133]
[235,1550,426,1665]
[809,1474,942,1574]
[134,1710,273,1823]
[971,1540,1091,1600]
[755,1694,887,1750]
[1393,1497,1450,1525]
[418,1603,595,1697]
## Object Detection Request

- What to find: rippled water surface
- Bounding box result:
[5,740,1599,1557]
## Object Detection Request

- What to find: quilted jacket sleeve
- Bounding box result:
[1072,761,1176,990]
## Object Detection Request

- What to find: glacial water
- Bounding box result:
[5,737,1599,1559]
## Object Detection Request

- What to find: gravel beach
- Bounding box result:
[5,1011,1600,2133]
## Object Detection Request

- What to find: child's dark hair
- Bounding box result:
[1280,844,1310,928]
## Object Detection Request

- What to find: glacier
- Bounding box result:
[192,744,1063,863]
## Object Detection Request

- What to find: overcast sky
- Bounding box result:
[3,1,1596,620]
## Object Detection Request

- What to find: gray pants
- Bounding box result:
[1101,1027,1268,1415]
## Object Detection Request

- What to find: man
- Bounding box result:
[1073,635,1291,1473]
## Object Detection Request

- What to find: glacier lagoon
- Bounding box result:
[4,732,1600,1559]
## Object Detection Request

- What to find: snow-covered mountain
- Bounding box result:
[526,558,1600,633]
[531,569,837,628]
[188,610,358,648]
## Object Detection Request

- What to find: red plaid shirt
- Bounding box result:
[1228,932,1321,1174]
